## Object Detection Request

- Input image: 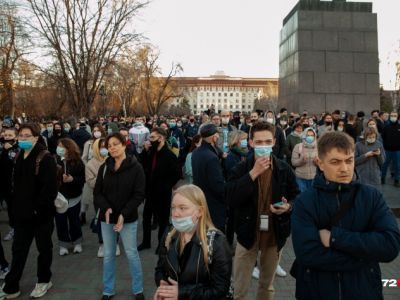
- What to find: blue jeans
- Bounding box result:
[381,150,400,181]
[296,178,313,193]
[101,221,143,296]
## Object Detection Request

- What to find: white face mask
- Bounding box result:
[266,118,275,125]
[93,131,102,139]
[172,216,196,232]
[221,117,230,125]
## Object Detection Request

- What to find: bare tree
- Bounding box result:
[0,0,28,118]
[107,48,140,117]
[28,0,147,117]
[136,45,183,116]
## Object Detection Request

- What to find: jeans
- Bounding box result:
[296,178,313,193]
[101,221,143,296]
[381,150,400,181]
[55,202,83,248]
[4,220,54,294]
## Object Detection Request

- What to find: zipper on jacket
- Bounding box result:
[196,244,201,284]
[336,185,342,300]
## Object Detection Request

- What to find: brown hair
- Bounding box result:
[189,134,201,153]
[318,132,355,159]
[105,132,126,148]
[363,127,377,142]
[92,124,106,139]
[19,123,40,137]
[58,138,82,162]
[151,127,168,138]
[249,121,275,140]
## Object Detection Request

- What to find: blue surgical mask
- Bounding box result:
[47,126,53,132]
[254,145,273,157]
[240,139,248,148]
[64,128,70,133]
[390,117,397,123]
[305,136,315,144]
[56,146,65,157]
[107,128,112,134]
[18,140,33,150]
[100,148,109,158]
[172,216,196,233]
[169,122,176,128]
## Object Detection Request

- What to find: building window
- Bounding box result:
[230,105,233,109]
[218,93,221,97]
[224,99,227,103]
[230,93,233,97]
[200,105,204,109]
[224,93,227,97]
[248,105,251,109]
[242,105,245,109]
[224,105,227,109]
[236,99,239,103]
[194,105,197,108]
[236,105,239,109]
[212,93,215,96]
[236,93,239,96]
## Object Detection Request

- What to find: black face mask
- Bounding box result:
[54,129,62,134]
[150,140,160,149]
[190,119,194,123]
[325,121,332,126]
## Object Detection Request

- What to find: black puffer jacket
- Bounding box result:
[155,229,232,300]
[94,155,145,224]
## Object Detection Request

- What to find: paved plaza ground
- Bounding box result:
[0,180,399,300]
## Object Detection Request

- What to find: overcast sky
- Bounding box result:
[135,0,400,89]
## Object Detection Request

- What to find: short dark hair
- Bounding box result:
[19,123,40,137]
[151,127,168,138]
[105,132,126,148]
[318,132,355,159]
[249,121,275,140]
[371,109,379,116]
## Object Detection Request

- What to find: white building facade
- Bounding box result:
[170,72,278,115]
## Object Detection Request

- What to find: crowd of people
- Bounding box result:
[0,107,399,300]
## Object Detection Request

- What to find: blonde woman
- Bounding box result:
[154,184,232,300]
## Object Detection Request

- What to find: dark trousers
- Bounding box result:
[142,198,170,246]
[4,197,15,228]
[4,220,54,294]
[55,202,83,247]
[0,233,9,269]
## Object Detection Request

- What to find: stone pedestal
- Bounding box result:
[278,0,380,114]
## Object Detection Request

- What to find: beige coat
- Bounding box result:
[291,142,318,180]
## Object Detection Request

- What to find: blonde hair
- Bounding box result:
[228,130,248,148]
[165,184,216,269]
[92,138,106,162]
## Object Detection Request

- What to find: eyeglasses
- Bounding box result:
[18,134,33,139]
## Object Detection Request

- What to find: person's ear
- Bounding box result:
[316,157,324,171]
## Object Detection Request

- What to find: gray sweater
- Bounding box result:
[355,140,385,186]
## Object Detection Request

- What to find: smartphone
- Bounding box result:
[273,201,284,207]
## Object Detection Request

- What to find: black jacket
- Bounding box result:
[57,158,85,199]
[94,155,145,224]
[48,132,66,154]
[382,122,400,151]
[273,126,286,159]
[192,142,226,231]
[12,142,58,224]
[0,142,19,199]
[226,153,299,251]
[141,144,181,206]
[155,230,232,300]
[71,128,91,153]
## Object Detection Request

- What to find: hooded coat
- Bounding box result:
[291,173,400,300]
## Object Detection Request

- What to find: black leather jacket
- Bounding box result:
[155,229,232,300]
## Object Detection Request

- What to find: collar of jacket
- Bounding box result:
[313,170,360,193]
[201,141,220,157]
[105,155,138,173]
[21,140,46,159]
